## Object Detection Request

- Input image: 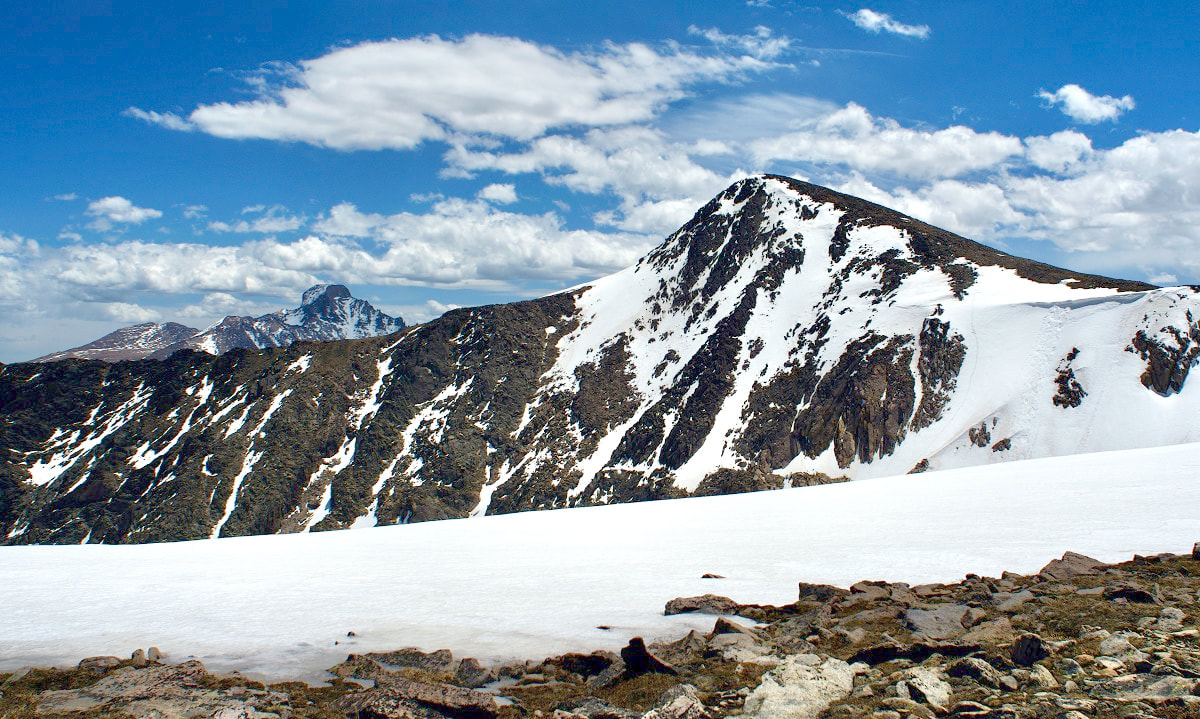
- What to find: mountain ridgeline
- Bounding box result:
[34,284,406,363]
[2,175,1198,544]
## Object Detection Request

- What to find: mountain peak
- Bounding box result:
[653,175,1153,300]
[301,284,352,306]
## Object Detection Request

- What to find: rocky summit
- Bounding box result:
[32,284,406,363]
[2,175,1199,544]
[3,548,1199,718]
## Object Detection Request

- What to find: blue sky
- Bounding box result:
[2,0,1198,361]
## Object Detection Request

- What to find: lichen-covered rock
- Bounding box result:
[743,654,859,719]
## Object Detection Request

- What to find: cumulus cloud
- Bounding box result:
[846,9,930,39]
[128,34,775,150]
[477,183,518,204]
[100,302,160,323]
[748,102,1023,179]
[85,196,163,230]
[1038,84,1135,124]
[447,125,739,235]
[1023,130,1093,172]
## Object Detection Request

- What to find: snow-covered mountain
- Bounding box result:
[34,322,200,363]
[154,284,407,358]
[2,175,1198,544]
[33,284,405,363]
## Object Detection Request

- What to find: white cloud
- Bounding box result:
[391,299,460,324]
[477,183,518,204]
[312,202,385,238]
[53,193,78,201]
[447,125,739,235]
[129,34,775,150]
[846,9,930,39]
[688,25,792,60]
[122,107,195,132]
[748,102,1024,179]
[1038,84,1135,124]
[100,302,160,323]
[1023,130,1093,172]
[85,196,163,231]
[208,205,305,234]
[176,292,284,322]
[182,204,209,220]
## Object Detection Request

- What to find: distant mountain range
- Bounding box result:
[3,175,1198,545]
[34,284,406,362]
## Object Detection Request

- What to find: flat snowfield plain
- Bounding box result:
[2,443,1199,682]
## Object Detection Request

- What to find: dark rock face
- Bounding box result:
[1053,348,1087,408]
[3,175,1196,544]
[1128,311,1200,396]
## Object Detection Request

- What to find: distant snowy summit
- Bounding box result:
[33,322,201,363]
[34,284,405,362]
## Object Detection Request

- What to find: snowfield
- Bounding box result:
[1,443,1198,682]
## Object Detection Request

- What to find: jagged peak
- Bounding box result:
[301,284,352,306]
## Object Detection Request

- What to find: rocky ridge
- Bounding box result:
[4,545,1199,718]
[3,175,1200,544]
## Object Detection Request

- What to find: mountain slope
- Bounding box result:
[34,322,200,363]
[2,175,1197,544]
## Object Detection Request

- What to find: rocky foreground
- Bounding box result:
[4,546,1200,719]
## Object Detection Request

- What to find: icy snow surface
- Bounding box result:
[2,443,1198,681]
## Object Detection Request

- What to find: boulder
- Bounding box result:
[77,656,123,673]
[1038,552,1103,581]
[643,684,711,719]
[1090,673,1200,702]
[664,594,741,616]
[1011,634,1050,666]
[454,657,495,688]
[797,582,849,603]
[744,654,860,719]
[1154,606,1186,632]
[904,605,969,640]
[895,667,951,712]
[130,649,148,668]
[619,637,678,677]
[994,590,1034,612]
[946,657,1002,688]
[1103,584,1157,603]
[344,676,500,718]
[365,647,456,673]
[548,652,615,678]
